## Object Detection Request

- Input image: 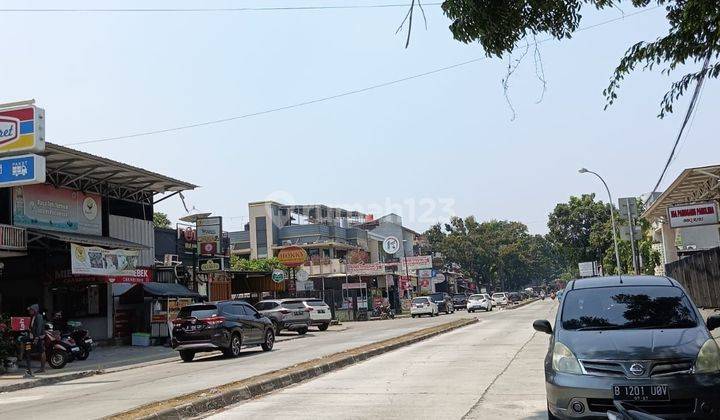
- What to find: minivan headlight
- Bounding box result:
[694,339,720,374]
[552,342,582,374]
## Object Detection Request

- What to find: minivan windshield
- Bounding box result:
[561,286,697,331]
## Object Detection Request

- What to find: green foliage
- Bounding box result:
[230,256,287,272]
[153,212,171,229]
[441,0,720,117]
[424,217,563,291]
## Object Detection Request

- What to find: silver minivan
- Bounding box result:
[534,276,720,419]
[255,299,311,335]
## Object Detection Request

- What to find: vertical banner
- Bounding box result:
[197,216,222,255]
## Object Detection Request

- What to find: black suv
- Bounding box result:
[452,293,469,310]
[429,292,455,314]
[171,300,275,362]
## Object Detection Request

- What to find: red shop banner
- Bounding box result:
[53,268,153,284]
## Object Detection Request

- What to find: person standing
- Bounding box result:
[25,304,46,376]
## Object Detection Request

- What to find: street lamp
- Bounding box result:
[579,168,622,275]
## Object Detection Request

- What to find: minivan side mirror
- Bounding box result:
[707,315,720,331]
[533,319,553,335]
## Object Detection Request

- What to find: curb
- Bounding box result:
[0,369,100,393]
[108,318,478,420]
[504,298,540,310]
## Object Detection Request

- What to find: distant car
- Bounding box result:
[410,297,438,317]
[301,299,332,331]
[507,292,522,304]
[255,299,311,335]
[171,301,275,362]
[492,292,509,305]
[452,293,469,310]
[466,294,493,312]
[429,292,455,314]
[535,276,720,419]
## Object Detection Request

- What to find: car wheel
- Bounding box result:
[179,350,195,362]
[318,323,330,331]
[261,329,275,352]
[297,327,308,335]
[224,333,242,358]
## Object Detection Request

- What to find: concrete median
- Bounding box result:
[108,317,478,420]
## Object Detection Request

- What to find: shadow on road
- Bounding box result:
[522,409,548,420]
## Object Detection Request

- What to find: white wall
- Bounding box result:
[109,215,155,266]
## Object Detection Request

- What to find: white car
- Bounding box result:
[467,294,493,312]
[301,299,332,331]
[492,292,509,305]
[410,297,438,318]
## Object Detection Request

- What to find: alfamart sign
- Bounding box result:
[667,202,719,228]
[0,104,45,154]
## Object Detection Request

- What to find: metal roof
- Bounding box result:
[27,228,149,249]
[40,142,197,204]
[642,164,720,220]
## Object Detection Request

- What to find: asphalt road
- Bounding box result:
[0,307,496,419]
[207,300,557,420]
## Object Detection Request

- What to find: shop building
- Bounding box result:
[0,142,195,340]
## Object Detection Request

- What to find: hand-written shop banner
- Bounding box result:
[71,243,140,276]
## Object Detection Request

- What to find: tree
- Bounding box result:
[230,256,287,272]
[440,0,720,117]
[153,212,171,229]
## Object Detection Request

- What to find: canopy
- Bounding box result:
[121,282,201,300]
[643,164,720,220]
[27,228,148,250]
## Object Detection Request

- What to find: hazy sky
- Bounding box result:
[3,1,718,234]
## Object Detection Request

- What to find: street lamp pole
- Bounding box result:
[579,168,622,275]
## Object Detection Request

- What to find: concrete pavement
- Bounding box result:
[207,300,557,420]
[0,309,480,419]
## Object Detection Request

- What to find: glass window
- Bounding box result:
[412,298,428,304]
[283,301,305,310]
[561,286,697,331]
[306,300,328,307]
[469,294,483,300]
[178,305,218,319]
[255,302,277,311]
[243,305,259,316]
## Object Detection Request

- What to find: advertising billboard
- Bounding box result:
[197,216,222,255]
[71,243,141,276]
[13,184,102,235]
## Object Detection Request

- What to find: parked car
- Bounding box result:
[429,292,455,314]
[507,292,522,304]
[452,293,469,310]
[171,301,275,362]
[301,298,332,331]
[534,276,720,419]
[255,299,311,335]
[410,297,438,318]
[466,294,493,312]
[492,292,509,305]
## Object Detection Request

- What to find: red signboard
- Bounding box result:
[54,268,152,284]
[11,316,31,331]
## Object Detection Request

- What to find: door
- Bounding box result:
[241,304,265,344]
[222,304,251,344]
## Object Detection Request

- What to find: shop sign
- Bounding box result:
[197,217,222,255]
[432,272,446,284]
[296,280,313,291]
[398,276,411,291]
[199,257,225,273]
[668,202,719,228]
[271,269,286,283]
[382,236,401,255]
[71,243,140,276]
[0,154,45,187]
[0,104,45,154]
[177,226,197,253]
[347,262,386,276]
[418,268,432,278]
[106,269,152,284]
[341,282,367,290]
[13,184,102,235]
[295,268,309,282]
[276,246,308,267]
[398,255,433,271]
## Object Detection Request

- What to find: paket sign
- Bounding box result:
[668,202,719,228]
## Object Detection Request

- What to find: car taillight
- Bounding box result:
[201,316,225,327]
[172,319,184,326]
[279,310,290,315]
[306,307,314,312]
[424,303,430,307]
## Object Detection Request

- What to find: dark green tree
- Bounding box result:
[153,212,171,229]
[439,0,720,117]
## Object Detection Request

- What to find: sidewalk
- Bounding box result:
[0,326,340,393]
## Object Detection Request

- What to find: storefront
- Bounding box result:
[0,142,196,341]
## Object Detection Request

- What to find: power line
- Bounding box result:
[0,3,442,12]
[63,5,661,146]
[649,52,712,197]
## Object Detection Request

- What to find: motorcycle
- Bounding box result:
[607,401,663,420]
[379,305,395,320]
[53,312,93,361]
[44,323,82,369]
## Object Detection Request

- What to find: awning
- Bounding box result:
[643,164,720,220]
[123,282,201,298]
[27,228,148,250]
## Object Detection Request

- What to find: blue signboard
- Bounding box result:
[0,154,45,187]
